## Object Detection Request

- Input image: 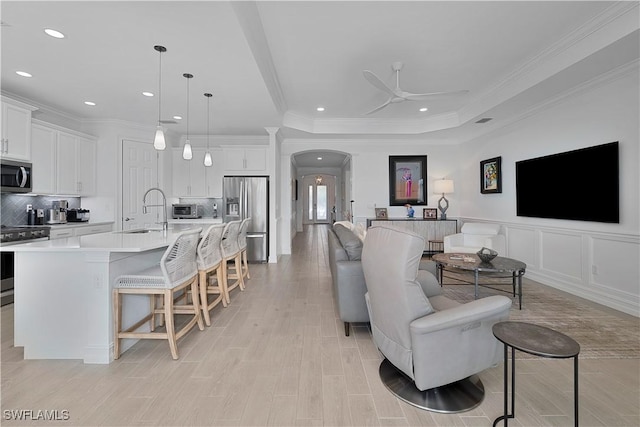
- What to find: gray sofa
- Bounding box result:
[328,224,369,336]
[328,223,442,336]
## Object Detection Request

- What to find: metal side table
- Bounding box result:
[492,321,580,427]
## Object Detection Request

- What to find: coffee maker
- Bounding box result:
[47,200,68,224]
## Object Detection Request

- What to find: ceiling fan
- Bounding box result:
[362,61,468,115]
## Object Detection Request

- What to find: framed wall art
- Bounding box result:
[480,156,502,194]
[389,155,427,206]
[423,208,438,220]
[375,208,388,219]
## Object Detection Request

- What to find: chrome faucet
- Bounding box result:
[142,187,168,232]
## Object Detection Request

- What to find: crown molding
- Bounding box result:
[458,1,639,125]
[460,59,639,146]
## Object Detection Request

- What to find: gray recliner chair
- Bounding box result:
[362,225,512,413]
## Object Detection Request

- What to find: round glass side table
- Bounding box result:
[492,321,580,427]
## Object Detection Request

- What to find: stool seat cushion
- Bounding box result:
[115,264,195,289]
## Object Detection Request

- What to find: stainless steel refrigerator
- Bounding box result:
[223,176,269,263]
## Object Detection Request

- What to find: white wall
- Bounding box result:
[279,65,639,315]
[82,120,175,226]
[458,66,639,315]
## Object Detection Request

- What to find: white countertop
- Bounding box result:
[1,224,203,253]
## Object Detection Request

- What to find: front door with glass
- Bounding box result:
[302,175,334,224]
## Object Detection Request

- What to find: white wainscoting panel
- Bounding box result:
[591,235,640,295]
[506,227,537,268]
[461,217,639,316]
[540,230,584,282]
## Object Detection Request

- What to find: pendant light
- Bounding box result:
[153,45,167,150]
[182,73,193,160]
[203,92,213,167]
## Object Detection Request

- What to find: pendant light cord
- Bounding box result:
[157,51,162,124]
[186,78,189,140]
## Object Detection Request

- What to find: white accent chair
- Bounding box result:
[113,228,204,360]
[444,222,506,255]
[362,225,512,411]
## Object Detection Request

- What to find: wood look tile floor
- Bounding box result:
[1,224,639,426]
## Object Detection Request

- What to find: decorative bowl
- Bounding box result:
[477,247,498,263]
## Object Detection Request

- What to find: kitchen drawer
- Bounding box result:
[49,228,75,239]
[74,224,113,236]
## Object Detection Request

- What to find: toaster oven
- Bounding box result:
[172,204,203,219]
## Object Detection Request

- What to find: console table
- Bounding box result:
[366,218,457,254]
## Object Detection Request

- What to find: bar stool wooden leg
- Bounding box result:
[236,254,245,291]
[164,290,179,360]
[113,289,121,360]
[242,249,250,279]
[216,267,228,307]
[199,270,212,326]
[191,279,204,331]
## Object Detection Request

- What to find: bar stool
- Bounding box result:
[113,228,204,360]
[237,217,251,281]
[221,220,244,304]
[197,224,227,326]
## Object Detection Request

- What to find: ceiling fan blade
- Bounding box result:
[364,98,392,115]
[363,70,395,96]
[403,89,469,101]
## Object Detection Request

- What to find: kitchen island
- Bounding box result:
[1,225,202,364]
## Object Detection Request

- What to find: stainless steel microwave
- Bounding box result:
[172,204,203,219]
[0,159,32,193]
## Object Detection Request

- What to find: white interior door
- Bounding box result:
[121,139,160,230]
[302,175,335,225]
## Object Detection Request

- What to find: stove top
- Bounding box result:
[0,225,50,244]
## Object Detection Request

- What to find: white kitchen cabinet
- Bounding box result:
[172,148,223,197]
[78,138,96,196]
[1,98,34,161]
[48,228,75,239]
[223,147,267,174]
[56,131,96,195]
[206,148,224,197]
[56,132,78,194]
[30,124,57,194]
[49,222,113,239]
[73,223,113,236]
[173,149,206,197]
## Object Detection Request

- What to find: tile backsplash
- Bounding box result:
[1,194,81,226]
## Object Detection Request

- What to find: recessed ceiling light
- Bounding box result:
[16,71,32,78]
[173,116,182,120]
[317,157,323,160]
[316,107,325,112]
[142,91,154,97]
[419,107,428,112]
[84,101,96,106]
[44,28,65,39]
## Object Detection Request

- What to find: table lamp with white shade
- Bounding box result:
[434,179,454,220]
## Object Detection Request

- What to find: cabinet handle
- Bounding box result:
[5,139,8,154]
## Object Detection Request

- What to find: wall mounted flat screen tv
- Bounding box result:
[516,141,619,223]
